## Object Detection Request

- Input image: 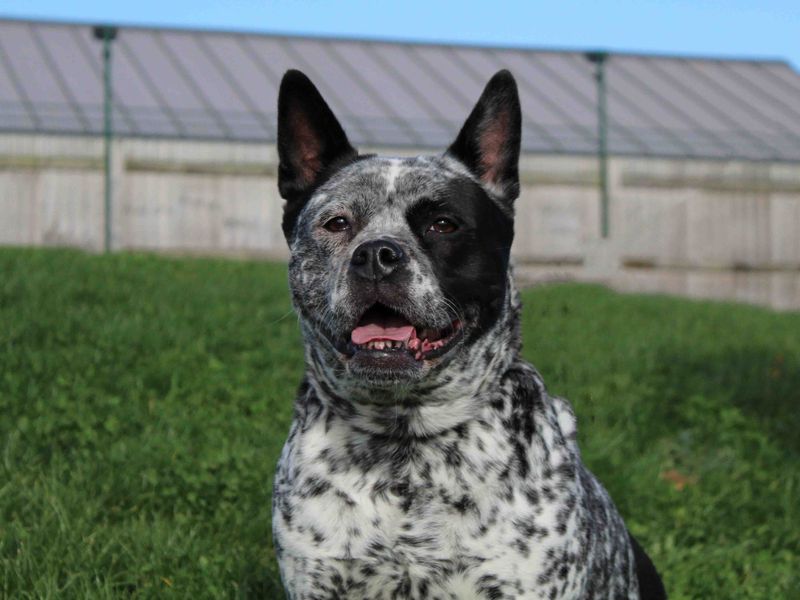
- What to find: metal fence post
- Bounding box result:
[93,25,118,253]
[585,51,610,239]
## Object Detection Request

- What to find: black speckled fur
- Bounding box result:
[272,69,666,599]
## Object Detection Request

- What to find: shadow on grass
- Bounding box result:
[646,343,800,456]
[237,574,284,600]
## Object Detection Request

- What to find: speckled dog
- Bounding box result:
[272,69,665,600]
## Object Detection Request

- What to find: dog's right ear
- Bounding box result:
[277,70,356,240]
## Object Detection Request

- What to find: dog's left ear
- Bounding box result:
[277,70,357,240]
[446,70,521,204]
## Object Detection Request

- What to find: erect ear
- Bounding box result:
[446,70,521,204]
[277,70,357,236]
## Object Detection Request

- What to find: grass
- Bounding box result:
[1,248,798,599]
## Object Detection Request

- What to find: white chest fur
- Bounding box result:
[272,376,637,599]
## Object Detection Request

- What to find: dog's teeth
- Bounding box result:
[376,341,385,350]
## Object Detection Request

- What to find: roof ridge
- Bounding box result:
[0,14,793,67]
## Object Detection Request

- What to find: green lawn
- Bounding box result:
[1,248,798,599]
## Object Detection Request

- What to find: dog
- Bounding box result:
[271,68,666,599]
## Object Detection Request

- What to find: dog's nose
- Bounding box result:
[350,239,407,281]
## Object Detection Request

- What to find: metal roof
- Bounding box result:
[2,18,800,161]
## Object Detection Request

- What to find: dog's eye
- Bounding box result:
[323,217,350,232]
[428,218,458,234]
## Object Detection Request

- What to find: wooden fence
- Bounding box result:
[1,134,798,309]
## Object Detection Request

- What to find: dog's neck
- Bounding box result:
[299,274,523,438]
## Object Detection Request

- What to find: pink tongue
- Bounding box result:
[351,314,416,345]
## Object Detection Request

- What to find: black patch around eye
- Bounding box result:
[405,178,514,336]
[406,197,456,233]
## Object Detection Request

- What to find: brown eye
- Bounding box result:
[428,218,458,234]
[323,217,350,232]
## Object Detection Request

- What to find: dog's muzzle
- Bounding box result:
[310,238,464,381]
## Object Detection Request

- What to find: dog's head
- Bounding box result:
[278,69,521,406]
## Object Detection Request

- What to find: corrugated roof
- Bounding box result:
[2,17,800,161]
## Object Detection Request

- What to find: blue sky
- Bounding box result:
[3,0,799,69]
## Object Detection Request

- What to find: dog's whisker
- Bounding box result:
[268,306,298,326]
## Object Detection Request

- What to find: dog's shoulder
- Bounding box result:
[500,360,580,456]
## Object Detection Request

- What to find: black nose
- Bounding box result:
[350,239,407,281]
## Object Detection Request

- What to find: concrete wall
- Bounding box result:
[0,134,284,256]
[1,133,799,310]
[512,154,800,310]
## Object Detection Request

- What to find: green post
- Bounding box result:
[94,26,118,253]
[586,51,610,239]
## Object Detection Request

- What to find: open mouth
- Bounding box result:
[348,303,462,362]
